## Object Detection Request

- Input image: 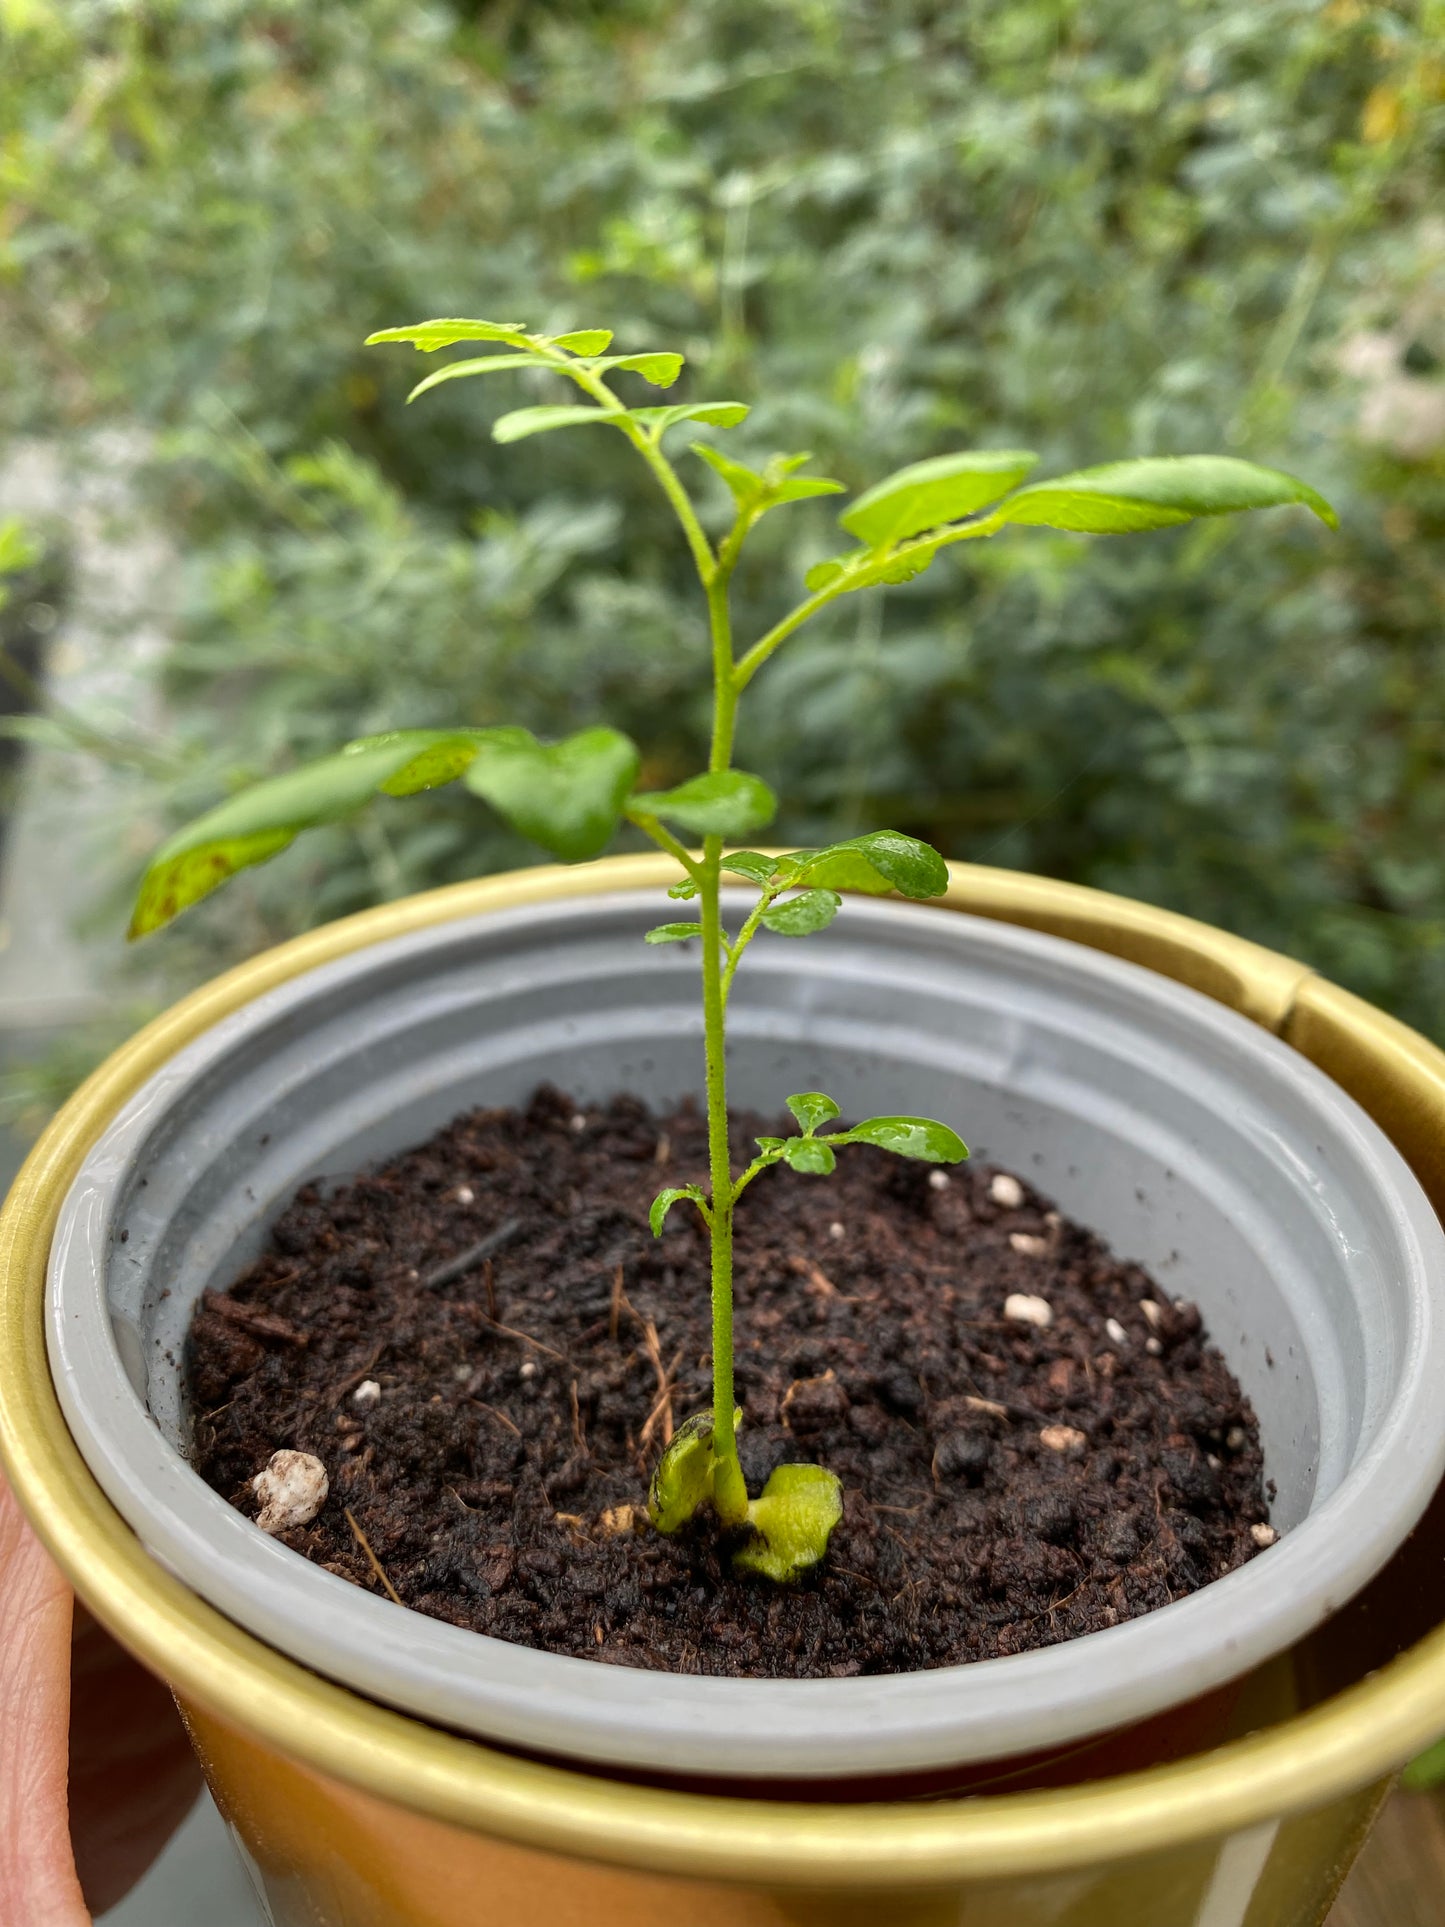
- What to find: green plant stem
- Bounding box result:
[699,550,748,1525]
[563,358,717,584]
[625,808,701,881]
[732,516,1000,690]
[698,846,747,1525]
[720,886,778,1008]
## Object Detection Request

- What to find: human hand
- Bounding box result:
[0,1471,200,1923]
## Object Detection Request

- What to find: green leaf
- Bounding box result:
[719,851,780,886]
[548,329,613,354]
[804,556,854,593]
[783,1139,836,1175]
[648,1411,719,1533]
[995,457,1338,535]
[771,475,848,504]
[648,1406,743,1534]
[785,829,948,900]
[366,317,529,352]
[827,1115,969,1163]
[492,404,633,444]
[629,770,777,837]
[464,726,639,862]
[406,354,540,402]
[667,877,700,900]
[129,731,495,937]
[786,1092,841,1134]
[733,1464,844,1582]
[692,443,844,512]
[594,352,684,387]
[631,402,750,438]
[761,888,842,936]
[841,450,1040,548]
[645,921,702,944]
[344,728,494,795]
[649,1185,709,1236]
[691,441,763,503]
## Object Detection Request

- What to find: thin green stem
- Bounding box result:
[698,845,746,1524]
[562,359,717,584]
[699,536,750,1523]
[626,808,703,882]
[720,886,779,1008]
[733,515,1003,691]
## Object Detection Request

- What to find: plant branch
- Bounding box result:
[626,808,702,881]
[560,358,717,583]
[720,885,779,1009]
[733,514,1002,691]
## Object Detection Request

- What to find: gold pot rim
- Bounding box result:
[3,853,1445,1890]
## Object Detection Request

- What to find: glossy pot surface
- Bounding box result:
[4,857,1445,1927]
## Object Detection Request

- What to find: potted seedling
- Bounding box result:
[16,313,1445,1879]
[9,319,1445,1926]
[121,314,1345,1589]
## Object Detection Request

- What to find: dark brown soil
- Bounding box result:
[187,1088,1271,1679]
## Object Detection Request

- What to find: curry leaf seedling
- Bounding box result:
[128,315,1335,1581]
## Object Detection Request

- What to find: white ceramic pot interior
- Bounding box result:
[46,891,1445,1777]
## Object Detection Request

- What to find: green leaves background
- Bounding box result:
[2,0,1443,1035]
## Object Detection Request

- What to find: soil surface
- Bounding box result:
[187,1088,1272,1679]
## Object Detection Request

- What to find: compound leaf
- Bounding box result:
[783,1139,837,1175]
[463,726,639,862]
[548,329,614,354]
[366,317,529,352]
[632,402,750,437]
[761,888,841,936]
[827,1115,968,1163]
[841,450,1039,548]
[995,456,1338,535]
[406,354,540,402]
[784,830,948,900]
[130,730,495,937]
[630,770,777,838]
[785,1092,841,1134]
[492,404,635,444]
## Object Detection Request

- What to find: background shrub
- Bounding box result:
[2,0,1443,1036]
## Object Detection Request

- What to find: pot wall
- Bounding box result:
[5,858,1445,1927]
[44,885,1445,1778]
[184,1698,1385,1927]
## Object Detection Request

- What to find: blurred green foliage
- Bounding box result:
[1,0,1444,1030]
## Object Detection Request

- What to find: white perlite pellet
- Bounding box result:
[520,1360,538,1379]
[252,1450,328,1534]
[928,1168,950,1192]
[828,1220,845,1240]
[1105,1317,1128,1346]
[1145,1336,1164,1356]
[453,1185,475,1204]
[352,1379,381,1410]
[1140,1298,1164,1329]
[989,1172,1025,1208]
[569,1113,588,1133]
[1009,1232,1049,1257]
[1039,1424,1087,1456]
[1004,1292,1053,1328]
[1250,1523,1279,1548]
